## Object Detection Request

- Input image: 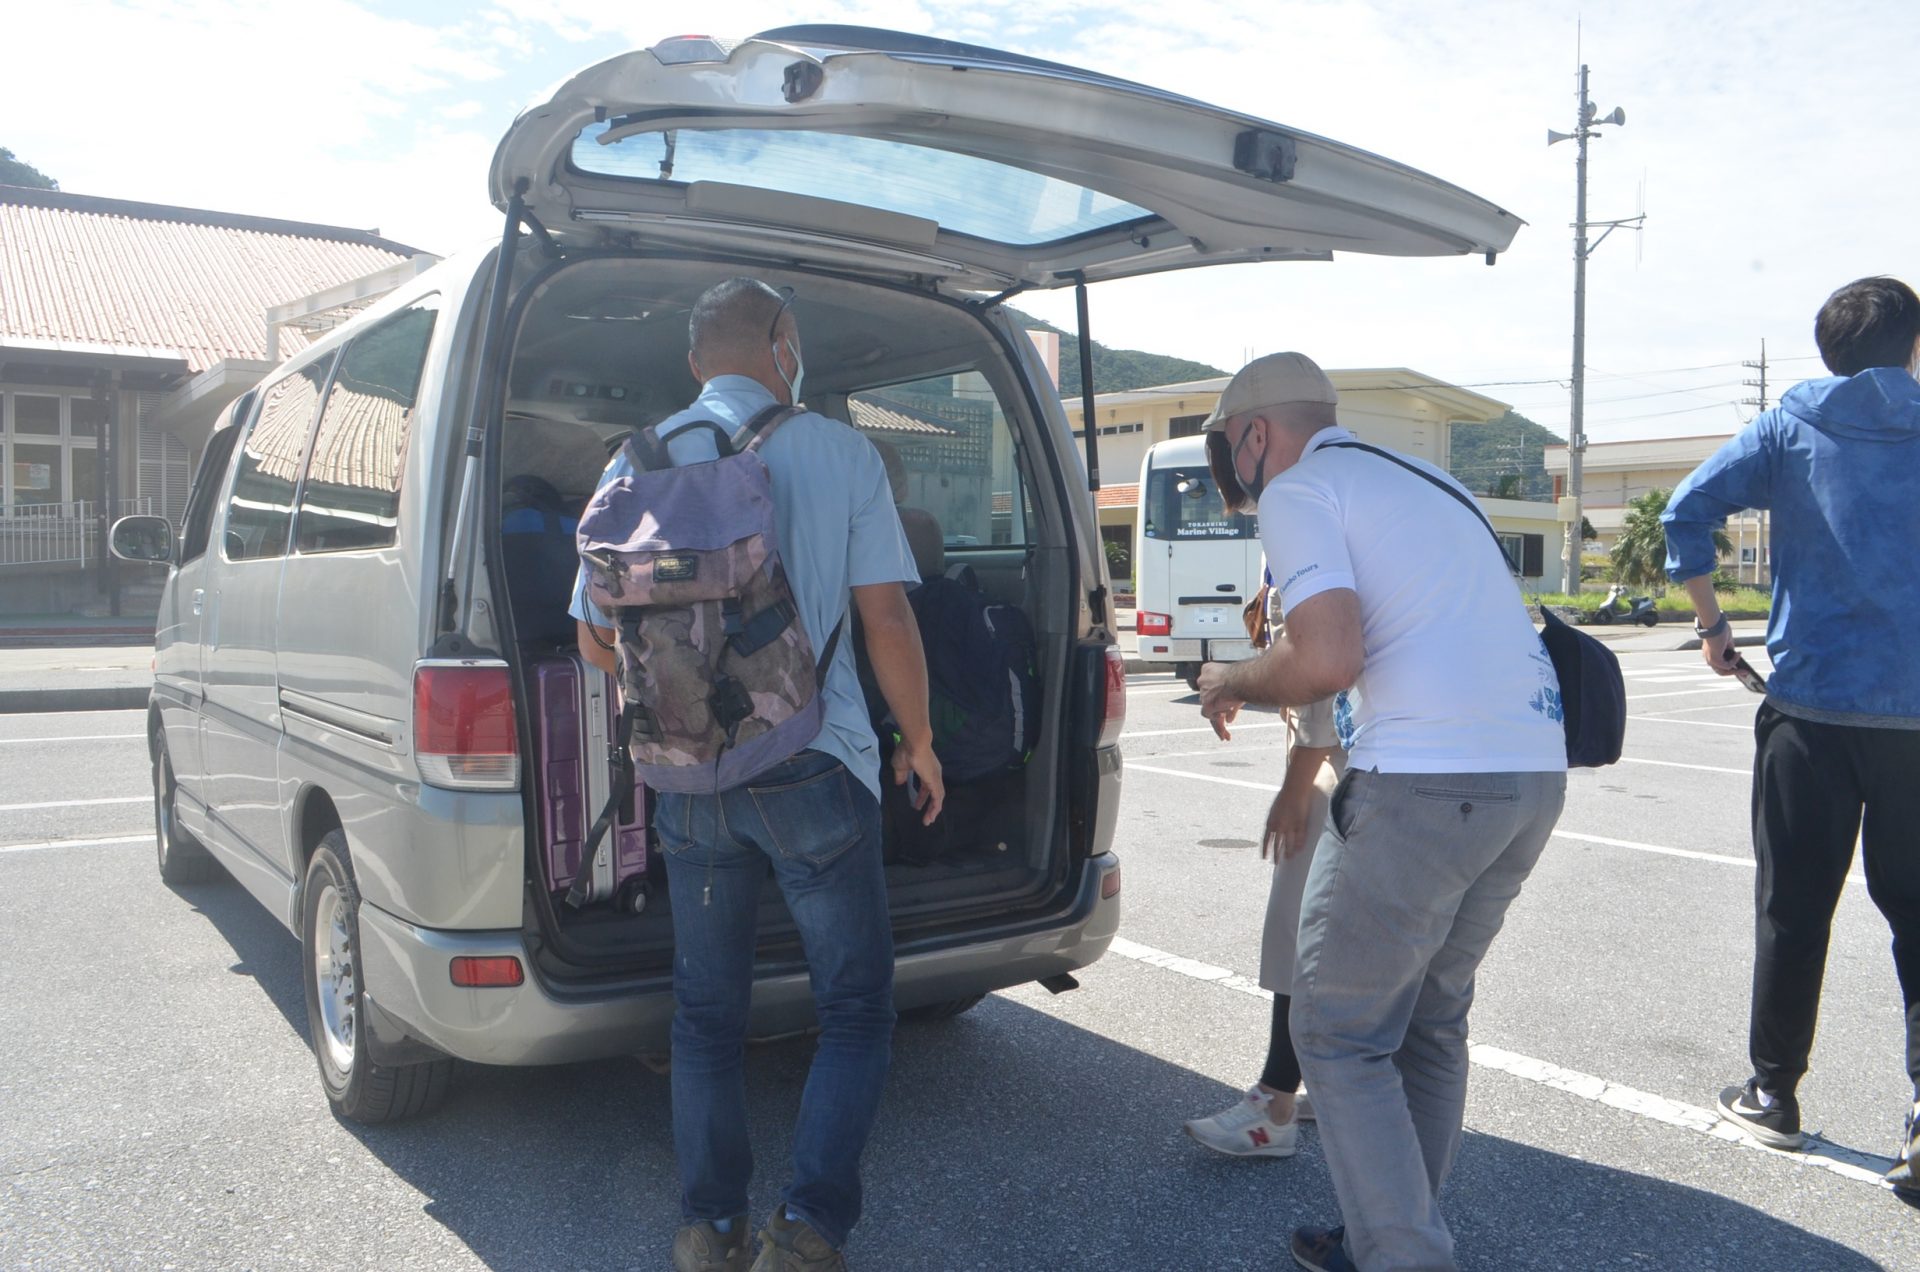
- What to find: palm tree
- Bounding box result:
[1609,488,1731,589]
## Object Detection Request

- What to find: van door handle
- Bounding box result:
[192,589,204,617]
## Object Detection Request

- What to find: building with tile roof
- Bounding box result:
[0,185,435,617]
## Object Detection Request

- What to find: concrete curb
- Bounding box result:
[0,686,150,714]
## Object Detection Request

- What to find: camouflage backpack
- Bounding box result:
[566,403,840,905]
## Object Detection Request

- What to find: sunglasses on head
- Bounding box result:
[768,286,795,342]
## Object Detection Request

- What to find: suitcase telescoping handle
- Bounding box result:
[566,700,640,910]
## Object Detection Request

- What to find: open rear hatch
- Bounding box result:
[489,26,1524,293]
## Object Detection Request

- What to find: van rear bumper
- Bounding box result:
[1133,637,1256,664]
[356,852,1122,1067]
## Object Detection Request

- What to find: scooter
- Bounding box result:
[1593,582,1659,627]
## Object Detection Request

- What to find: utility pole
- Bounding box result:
[1742,340,1770,584]
[1548,64,1639,593]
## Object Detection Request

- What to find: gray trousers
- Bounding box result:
[1291,768,1566,1272]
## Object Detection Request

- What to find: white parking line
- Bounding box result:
[1613,756,1749,776]
[1105,936,1896,1189]
[0,833,149,855]
[1119,722,1287,740]
[1139,742,1290,762]
[1628,716,1751,731]
[0,733,144,745]
[1127,762,1276,790]
[1624,685,1743,702]
[0,796,146,813]
[1126,761,1865,882]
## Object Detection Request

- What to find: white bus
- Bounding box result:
[1132,435,1264,688]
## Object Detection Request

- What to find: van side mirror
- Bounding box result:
[109,515,175,565]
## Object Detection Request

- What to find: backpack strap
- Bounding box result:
[621,425,674,473]
[733,403,801,454]
[623,420,740,472]
[1318,440,1509,561]
[814,616,845,689]
[566,696,640,910]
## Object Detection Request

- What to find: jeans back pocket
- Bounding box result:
[747,763,862,866]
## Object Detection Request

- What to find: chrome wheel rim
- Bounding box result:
[312,882,356,1073]
[154,755,175,863]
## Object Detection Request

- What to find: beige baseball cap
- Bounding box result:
[1202,352,1339,431]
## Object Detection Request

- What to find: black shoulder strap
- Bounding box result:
[814,616,845,689]
[567,698,639,911]
[624,420,739,472]
[733,404,800,454]
[621,426,672,473]
[1319,440,1507,557]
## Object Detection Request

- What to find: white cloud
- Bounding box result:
[5,0,1917,440]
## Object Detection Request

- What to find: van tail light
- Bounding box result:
[1096,645,1127,749]
[414,661,519,790]
[1137,611,1172,636]
[450,956,524,988]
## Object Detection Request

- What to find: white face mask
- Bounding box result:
[774,336,805,405]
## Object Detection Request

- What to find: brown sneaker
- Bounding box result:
[673,1217,752,1272]
[749,1210,846,1271]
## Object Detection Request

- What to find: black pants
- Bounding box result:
[1262,993,1302,1093]
[1749,703,1920,1099]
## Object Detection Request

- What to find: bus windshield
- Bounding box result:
[1142,467,1256,541]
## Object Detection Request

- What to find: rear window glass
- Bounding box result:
[570,123,1151,246]
[1143,467,1256,541]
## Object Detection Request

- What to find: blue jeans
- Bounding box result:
[655,750,894,1250]
[1291,768,1566,1272]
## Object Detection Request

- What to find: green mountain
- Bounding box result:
[1008,308,1227,393]
[1447,409,1563,501]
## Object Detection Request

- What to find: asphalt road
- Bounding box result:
[3,649,1916,1270]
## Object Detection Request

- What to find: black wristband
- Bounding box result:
[1694,615,1729,640]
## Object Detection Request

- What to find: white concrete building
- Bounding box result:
[1064,369,1570,595]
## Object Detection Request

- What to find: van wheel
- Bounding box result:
[302,830,453,1123]
[897,994,985,1024]
[1178,663,1201,692]
[154,738,218,885]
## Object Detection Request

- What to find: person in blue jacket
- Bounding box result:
[1663,275,1920,1194]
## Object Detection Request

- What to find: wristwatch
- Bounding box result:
[1694,615,1730,640]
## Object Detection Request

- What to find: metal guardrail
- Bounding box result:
[0,498,159,566]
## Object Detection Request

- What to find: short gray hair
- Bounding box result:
[688,277,788,362]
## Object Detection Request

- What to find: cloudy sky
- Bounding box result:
[6,0,1916,441]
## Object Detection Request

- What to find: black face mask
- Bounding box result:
[1230,419,1269,499]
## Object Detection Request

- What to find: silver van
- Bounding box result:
[111,26,1520,1122]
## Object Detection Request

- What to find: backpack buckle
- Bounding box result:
[710,676,754,737]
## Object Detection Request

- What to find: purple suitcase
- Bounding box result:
[527,654,648,911]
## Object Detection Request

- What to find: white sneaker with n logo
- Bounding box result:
[1184,1086,1301,1158]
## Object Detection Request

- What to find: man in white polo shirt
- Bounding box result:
[1195,352,1567,1272]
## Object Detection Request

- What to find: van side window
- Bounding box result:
[177,408,248,564]
[224,360,333,561]
[294,300,439,554]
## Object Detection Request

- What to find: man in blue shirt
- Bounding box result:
[1664,275,1920,1195]
[573,278,942,1271]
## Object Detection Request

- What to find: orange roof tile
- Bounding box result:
[0,186,420,375]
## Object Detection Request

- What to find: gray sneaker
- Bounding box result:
[749,1210,846,1272]
[673,1217,752,1272]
